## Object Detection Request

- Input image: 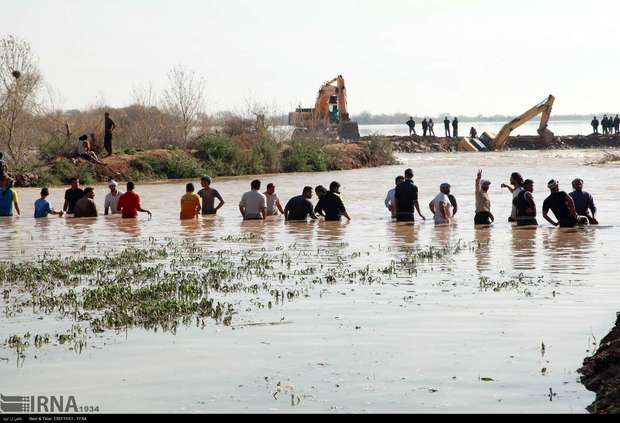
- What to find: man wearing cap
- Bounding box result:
[104,180,123,215]
[569,179,598,224]
[542,179,582,228]
[197,176,225,216]
[474,169,494,225]
[429,183,453,225]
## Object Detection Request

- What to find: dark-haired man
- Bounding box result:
[394,168,425,222]
[104,112,116,157]
[73,187,98,218]
[239,179,266,220]
[285,186,317,221]
[63,178,84,215]
[315,181,351,221]
[117,181,152,218]
[513,179,537,226]
[569,178,598,224]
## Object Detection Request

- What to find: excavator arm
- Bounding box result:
[492,95,555,150]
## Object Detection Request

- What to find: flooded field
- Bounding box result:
[1,149,618,413]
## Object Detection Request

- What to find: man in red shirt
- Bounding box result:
[117,181,152,219]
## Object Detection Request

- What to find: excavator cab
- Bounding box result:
[289,75,360,141]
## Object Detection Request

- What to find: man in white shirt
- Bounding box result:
[384,175,405,219]
[104,180,123,215]
[429,183,453,225]
[239,179,267,220]
[264,183,284,216]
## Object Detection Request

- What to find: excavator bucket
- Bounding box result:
[338,121,360,140]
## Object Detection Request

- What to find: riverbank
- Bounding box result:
[579,313,620,414]
[373,134,620,153]
[12,138,397,188]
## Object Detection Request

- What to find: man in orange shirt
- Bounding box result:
[180,183,201,220]
[117,181,152,219]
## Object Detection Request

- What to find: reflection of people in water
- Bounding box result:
[510,223,537,271]
[542,225,595,273]
[474,225,492,273]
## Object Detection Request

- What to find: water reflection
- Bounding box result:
[113,218,142,238]
[474,226,492,273]
[388,221,419,247]
[510,226,537,271]
[431,224,455,247]
[542,227,595,274]
[284,220,316,243]
[316,220,347,242]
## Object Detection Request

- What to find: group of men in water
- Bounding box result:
[591,115,620,135]
[0,165,598,229]
[382,168,597,228]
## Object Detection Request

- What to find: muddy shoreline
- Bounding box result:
[372,134,620,153]
[579,313,620,414]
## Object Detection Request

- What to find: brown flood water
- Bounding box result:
[1,149,618,413]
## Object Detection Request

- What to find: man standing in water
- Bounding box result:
[117,181,152,219]
[569,178,598,224]
[73,187,98,218]
[264,183,284,216]
[284,186,317,221]
[429,183,453,225]
[0,174,20,217]
[63,178,84,215]
[501,172,524,223]
[474,170,494,225]
[385,175,405,219]
[542,179,584,228]
[406,117,416,136]
[314,181,351,222]
[180,183,201,220]
[104,180,123,215]
[104,112,116,157]
[452,117,459,138]
[239,179,266,220]
[394,169,425,222]
[444,116,451,137]
[197,176,225,216]
[513,179,537,226]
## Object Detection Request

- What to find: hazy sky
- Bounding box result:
[2,0,619,116]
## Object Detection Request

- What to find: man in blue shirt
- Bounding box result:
[34,188,64,218]
[569,178,598,224]
[0,174,20,216]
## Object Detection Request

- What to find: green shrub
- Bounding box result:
[32,171,61,187]
[130,158,154,174]
[281,141,328,172]
[51,159,76,183]
[139,154,204,179]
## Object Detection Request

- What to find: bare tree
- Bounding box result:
[0,34,42,164]
[162,65,205,145]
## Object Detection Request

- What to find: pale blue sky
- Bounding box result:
[2,0,618,115]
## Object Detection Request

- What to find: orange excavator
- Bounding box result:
[289,75,360,140]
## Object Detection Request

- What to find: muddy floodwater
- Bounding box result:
[1,149,618,413]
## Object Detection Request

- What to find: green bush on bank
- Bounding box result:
[281,141,328,172]
[132,153,205,179]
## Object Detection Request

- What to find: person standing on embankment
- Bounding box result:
[104,112,116,157]
[452,117,459,138]
[444,117,451,137]
[591,116,599,134]
[406,117,416,136]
